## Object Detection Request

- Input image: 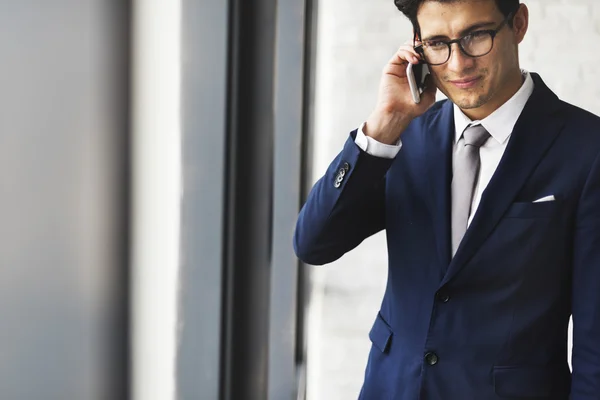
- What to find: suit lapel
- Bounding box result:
[440,73,566,286]
[425,100,454,271]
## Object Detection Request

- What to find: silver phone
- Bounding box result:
[406,62,430,104]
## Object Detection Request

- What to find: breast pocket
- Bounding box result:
[503,200,560,219]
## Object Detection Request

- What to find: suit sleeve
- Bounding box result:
[571,151,600,399]
[293,130,395,265]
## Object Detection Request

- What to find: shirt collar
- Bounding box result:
[453,70,535,145]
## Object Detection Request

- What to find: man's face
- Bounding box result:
[417,0,522,114]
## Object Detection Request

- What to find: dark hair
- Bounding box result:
[394,0,520,35]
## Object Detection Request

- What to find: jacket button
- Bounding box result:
[333,168,346,188]
[436,292,450,303]
[425,352,439,366]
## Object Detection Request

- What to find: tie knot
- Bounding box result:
[462,125,490,148]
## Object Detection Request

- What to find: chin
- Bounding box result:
[455,98,486,110]
[450,91,490,110]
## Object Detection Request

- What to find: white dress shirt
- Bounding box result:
[355,71,535,225]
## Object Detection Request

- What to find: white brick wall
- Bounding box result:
[307,1,600,399]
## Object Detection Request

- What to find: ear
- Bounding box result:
[512,4,529,45]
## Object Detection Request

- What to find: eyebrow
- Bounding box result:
[421,21,497,42]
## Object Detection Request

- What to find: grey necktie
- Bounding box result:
[451,124,490,256]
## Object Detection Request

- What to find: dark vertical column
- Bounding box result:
[179,0,313,398]
[222,0,277,398]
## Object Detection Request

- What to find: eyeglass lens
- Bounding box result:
[422,31,494,65]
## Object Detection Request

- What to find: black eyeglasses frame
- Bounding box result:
[413,12,515,66]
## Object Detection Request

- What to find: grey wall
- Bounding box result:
[0,2,129,399]
[308,0,600,398]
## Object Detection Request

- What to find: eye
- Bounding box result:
[464,31,489,42]
[426,40,446,49]
[470,30,489,38]
[462,33,474,41]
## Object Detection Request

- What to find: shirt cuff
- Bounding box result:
[354,122,402,159]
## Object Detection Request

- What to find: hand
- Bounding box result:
[364,43,437,145]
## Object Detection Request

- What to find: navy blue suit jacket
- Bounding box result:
[294,74,600,399]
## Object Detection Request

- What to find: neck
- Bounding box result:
[461,68,524,121]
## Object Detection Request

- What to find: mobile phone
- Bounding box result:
[406,62,430,104]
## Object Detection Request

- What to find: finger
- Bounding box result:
[401,45,421,62]
[399,42,421,55]
[395,45,421,59]
[383,62,410,79]
[389,48,420,65]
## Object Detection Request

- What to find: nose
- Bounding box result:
[446,42,474,73]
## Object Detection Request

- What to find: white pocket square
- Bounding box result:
[533,195,555,203]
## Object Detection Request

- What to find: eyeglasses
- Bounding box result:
[414,13,513,66]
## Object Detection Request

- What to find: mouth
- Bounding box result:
[448,76,481,89]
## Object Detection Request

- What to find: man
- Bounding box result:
[293,0,600,398]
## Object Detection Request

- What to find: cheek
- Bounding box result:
[482,46,512,81]
[474,59,498,88]
[430,68,447,86]
[430,71,450,95]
